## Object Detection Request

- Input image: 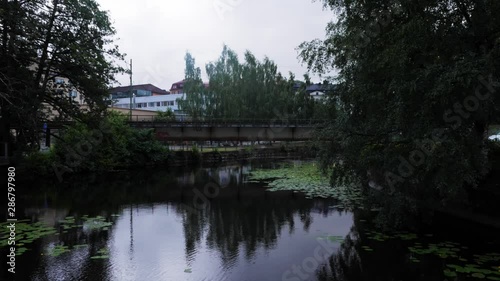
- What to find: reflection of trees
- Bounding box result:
[20,162,348,279]
[314,212,433,281]
[316,228,363,281]
[175,181,336,269]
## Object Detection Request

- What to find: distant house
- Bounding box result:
[169,79,209,94]
[292,81,305,92]
[305,83,337,100]
[169,80,185,94]
[110,84,170,99]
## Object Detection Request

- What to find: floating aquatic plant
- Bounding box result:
[0,221,57,255]
[90,247,110,260]
[48,245,70,257]
[317,235,345,243]
[0,215,117,258]
[83,216,113,230]
[248,162,362,207]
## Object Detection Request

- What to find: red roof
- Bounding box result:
[169,79,209,91]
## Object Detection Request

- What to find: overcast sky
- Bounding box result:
[97,0,334,90]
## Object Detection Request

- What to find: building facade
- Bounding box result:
[110,84,170,99]
[112,93,185,112]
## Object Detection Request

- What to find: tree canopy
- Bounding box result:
[299,0,500,217]
[178,45,330,121]
[0,0,124,150]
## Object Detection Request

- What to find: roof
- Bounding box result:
[305,83,337,93]
[110,84,170,95]
[170,79,209,91]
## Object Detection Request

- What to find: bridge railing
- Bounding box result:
[129,115,328,125]
[127,115,328,126]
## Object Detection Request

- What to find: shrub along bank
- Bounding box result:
[19,112,169,178]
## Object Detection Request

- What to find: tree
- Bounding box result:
[0,0,124,152]
[177,52,206,120]
[156,108,175,121]
[177,45,329,122]
[299,0,500,216]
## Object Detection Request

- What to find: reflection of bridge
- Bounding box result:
[128,117,327,141]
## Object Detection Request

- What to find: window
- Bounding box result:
[70,90,78,98]
[149,102,155,107]
[136,90,152,97]
[137,103,142,108]
[170,101,175,106]
[156,102,161,107]
[161,101,168,106]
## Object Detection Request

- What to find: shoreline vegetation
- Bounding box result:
[13,111,318,179]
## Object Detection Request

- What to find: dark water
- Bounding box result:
[2,161,500,281]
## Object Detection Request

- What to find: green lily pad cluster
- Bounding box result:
[45,244,89,257]
[406,241,500,279]
[0,220,57,255]
[82,216,113,230]
[0,215,117,258]
[361,229,500,280]
[362,245,374,252]
[90,247,110,260]
[364,231,418,242]
[445,262,500,280]
[408,241,462,259]
[58,215,114,232]
[248,162,362,206]
[48,245,71,257]
[317,235,345,243]
[59,216,83,230]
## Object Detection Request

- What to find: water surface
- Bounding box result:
[2,162,500,281]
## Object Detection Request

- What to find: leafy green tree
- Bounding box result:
[49,111,169,174]
[177,52,206,120]
[177,45,333,122]
[0,0,124,152]
[299,0,500,217]
[156,108,175,121]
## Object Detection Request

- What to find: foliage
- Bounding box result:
[191,144,201,162]
[299,0,500,209]
[177,45,329,121]
[0,0,125,151]
[176,52,206,120]
[51,111,169,174]
[19,147,57,175]
[248,162,362,207]
[156,108,175,121]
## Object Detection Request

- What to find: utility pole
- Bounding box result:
[129,59,133,120]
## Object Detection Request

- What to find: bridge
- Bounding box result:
[128,116,327,141]
[11,116,328,145]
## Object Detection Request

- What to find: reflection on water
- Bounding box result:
[1,162,500,281]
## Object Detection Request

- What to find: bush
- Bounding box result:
[191,145,201,162]
[156,108,175,121]
[51,111,170,173]
[20,147,56,177]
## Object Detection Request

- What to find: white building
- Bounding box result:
[112,93,186,112]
